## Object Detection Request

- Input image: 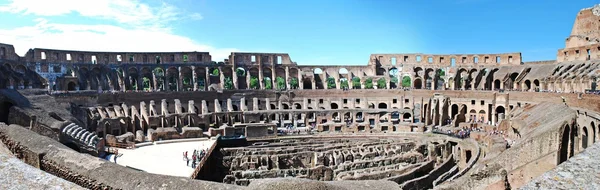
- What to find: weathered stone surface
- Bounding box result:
[0,142,86,190]
[116,132,134,143]
[521,142,600,190]
[135,130,145,142]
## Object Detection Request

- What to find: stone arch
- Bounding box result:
[478,110,486,122]
[153,67,165,91]
[248,67,259,89]
[558,124,570,164]
[302,77,313,90]
[140,67,153,90]
[330,103,339,109]
[67,81,77,91]
[166,67,179,91]
[451,104,459,119]
[289,68,299,89]
[414,78,422,89]
[378,102,387,109]
[180,66,193,91]
[533,79,540,91]
[403,112,412,122]
[592,121,597,143]
[524,80,531,91]
[494,79,501,90]
[582,126,589,149]
[0,101,13,123]
[495,106,505,124]
[294,103,302,110]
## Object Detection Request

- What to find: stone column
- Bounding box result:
[491,92,497,125]
[259,66,264,89]
[163,67,168,91]
[246,72,251,90]
[137,74,143,91]
[232,67,238,90]
[271,66,276,90]
[285,66,290,90]
[205,67,210,91]
[192,66,197,91]
[152,72,157,91]
[219,67,225,90]
[177,66,183,91]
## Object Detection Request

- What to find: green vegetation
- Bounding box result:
[402,76,411,87]
[276,76,286,90]
[352,77,361,89]
[327,77,336,89]
[290,77,299,89]
[377,78,386,89]
[224,77,233,90]
[364,78,373,89]
[250,77,259,89]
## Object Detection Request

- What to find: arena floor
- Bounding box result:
[114,139,216,177]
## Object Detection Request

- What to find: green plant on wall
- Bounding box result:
[250,76,259,89]
[364,78,373,89]
[290,77,299,89]
[402,76,411,87]
[352,77,361,89]
[224,77,233,90]
[327,77,336,89]
[276,76,286,90]
[264,77,272,89]
[377,78,386,89]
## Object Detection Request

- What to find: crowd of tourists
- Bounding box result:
[183,148,208,168]
[432,126,471,139]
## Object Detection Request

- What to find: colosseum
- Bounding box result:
[1,4,600,190]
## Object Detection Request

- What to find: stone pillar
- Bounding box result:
[253,98,259,111]
[285,66,290,90]
[259,66,264,89]
[246,72,251,90]
[205,67,210,91]
[219,67,225,90]
[201,100,208,114]
[214,99,222,113]
[177,67,183,91]
[152,72,157,91]
[240,97,247,111]
[192,66,198,91]
[505,93,510,120]
[227,99,233,112]
[232,67,238,90]
[491,92,497,125]
[137,74,143,91]
[266,98,271,110]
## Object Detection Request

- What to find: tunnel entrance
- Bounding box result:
[559,125,570,164]
[0,101,13,123]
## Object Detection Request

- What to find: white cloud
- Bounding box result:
[0,0,237,61]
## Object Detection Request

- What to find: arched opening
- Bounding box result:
[582,127,589,149]
[378,103,387,109]
[414,78,422,89]
[403,113,411,122]
[494,79,501,90]
[330,103,339,109]
[533,79,540,91]
[451,104,459,119]
[478,110,486,123]
[495,106,505,123]
[302,78,313,90]
[559,125,570,164]
[524,80,531,91]
[592,121,596,143]
[0,101,13,123]
[67,81,77,91]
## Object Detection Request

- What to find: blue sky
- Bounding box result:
[0,0,598,65]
